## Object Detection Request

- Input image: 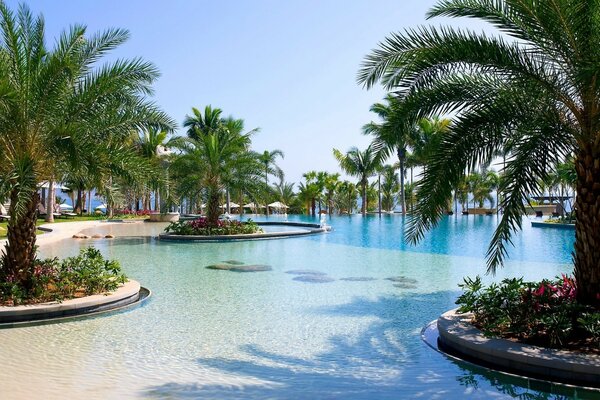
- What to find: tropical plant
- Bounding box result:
[334,181,359,215]
[381,165,400,212]
[323,173,340,215]
[171,108,262,224]
[359,0,600,304]
[333,146,381,215]
[258,149,284,214]
[0,3,174,291]
[363,95,417,215]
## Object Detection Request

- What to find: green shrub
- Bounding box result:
[165,217,263,236]
[0,247,127,305]
[456,275,599,349]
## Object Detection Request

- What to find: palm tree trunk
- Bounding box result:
[3,191,39,291]
[398,148,406,216]
[45,180,55,222]
[378,174,382,215]
[226,188,231,214]
[154,190,160,212]
[311,198,316,216]
[265,167,270,216]
[75,188,83,214]
[573,149,600,305]
[207,188,220,225]
[361,180,367,216]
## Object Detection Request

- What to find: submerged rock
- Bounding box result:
[285,269,327,276]
[393,283,418,289]
[229,264,272,272]
[386,276,418,284]
[91,234,103,239]
[222,260,245,265]
[206,264,272,272]
[72,233,87,239]
[105,234,115,239]
[293,275,335,283]
[340,277,377,282]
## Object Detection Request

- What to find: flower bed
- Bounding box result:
[0,248,127,306]
[164,217,263,236]
[456,276,600,352]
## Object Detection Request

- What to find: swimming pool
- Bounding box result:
[0,214,588,399]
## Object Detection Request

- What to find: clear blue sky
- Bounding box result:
[10,1,491,184]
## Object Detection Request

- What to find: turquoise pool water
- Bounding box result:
[1,215,591,399]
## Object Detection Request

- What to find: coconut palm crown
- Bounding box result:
[0,3,174,290]
[358,0,600,304]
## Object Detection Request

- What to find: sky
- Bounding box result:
[9,1,492,185]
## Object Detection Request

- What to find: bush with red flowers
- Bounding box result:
[456,275,600,351]
[165,217,262,236]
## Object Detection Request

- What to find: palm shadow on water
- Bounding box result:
[141,290,591,399]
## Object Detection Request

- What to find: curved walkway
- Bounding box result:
[437,309,600,388]
[0,220,109,248]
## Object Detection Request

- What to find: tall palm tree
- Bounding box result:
[334,181,359,215]
[137,128,171,211]
[333,146,381,215]
[324,173,341,215]
[301,171,321,216]
[258,149,284,214]
[171,111,262,224]
[0,4,174,290]
[363,95,417,216]
[183,106,223,140]
[358,0,600,304]
[381,165,400,212]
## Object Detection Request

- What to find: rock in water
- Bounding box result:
[285,269,327,276]
[229,264,272,272]
[206,264,272,272]
[222,260,245,265]
[340,277,377,282]
[386,276,418,284]
[206,264,235,270]
[91,234,103,239]
[393,283,418,289]
[293,275,335,283]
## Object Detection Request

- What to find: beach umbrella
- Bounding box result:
[268,201,288,209]
[59,203,73,210]
[39,181,70,190]
[95,203,107,210]
[220,202,240,208]
[243,202,265,208]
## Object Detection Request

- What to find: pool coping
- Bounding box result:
[437,308,600,388]
[159,221,330,242]
[0,280,142,324]
[531,221,576,230]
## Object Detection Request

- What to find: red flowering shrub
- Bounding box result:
[457,275,600,350]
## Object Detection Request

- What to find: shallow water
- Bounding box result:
[1,214,592,399]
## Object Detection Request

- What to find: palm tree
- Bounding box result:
[333,146,381,215]
[301,171,321,216]
[363,95,417,216]
[0,4,174,290]
[323,173,341,215]
[171,110,262,224]
[258,149,284,215]
[358,0,600,304]
[381,165,400,212]
[183,106,223,140]
[297,180,319,216]
[334,181,359,215]
[136,128,171,211]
